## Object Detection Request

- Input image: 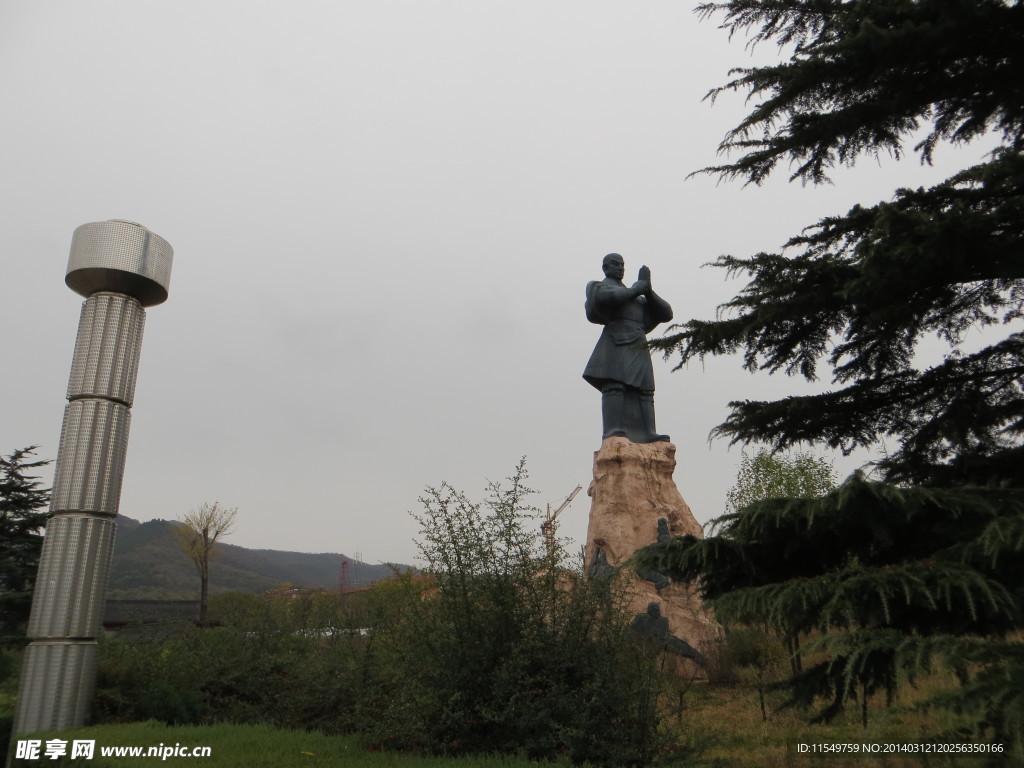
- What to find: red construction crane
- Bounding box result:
[541,484,582,558]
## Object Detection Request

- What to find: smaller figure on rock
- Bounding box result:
[631,602,705,663]
[583,253,673,443]
[656,517,671,542]
[636,518,673,590]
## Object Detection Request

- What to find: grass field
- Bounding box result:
[8,721,574,768]
[676,663,1002,768]
[4,653,1006,768]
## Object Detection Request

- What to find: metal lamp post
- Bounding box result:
[13,220,173,734]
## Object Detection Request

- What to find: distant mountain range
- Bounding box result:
[108,515,406,600]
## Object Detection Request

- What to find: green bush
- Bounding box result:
[92,462,686,766]
[94,594,375,734]
[354,460,679,766]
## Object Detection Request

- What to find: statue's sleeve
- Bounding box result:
[643,291,673,333]
[585,281,607,325]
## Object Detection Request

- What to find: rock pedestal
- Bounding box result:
[584,437,718,662]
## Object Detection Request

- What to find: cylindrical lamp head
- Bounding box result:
[65,220,173,307]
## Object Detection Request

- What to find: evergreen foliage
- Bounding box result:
[653,0,1024,487]
[644,0,1024,756]
[636,477,1024,742]
[0,447,51,645]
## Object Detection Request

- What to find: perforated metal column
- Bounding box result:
[14,642,98,733]
[14,222,172,735]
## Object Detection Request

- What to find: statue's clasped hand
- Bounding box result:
[633,265,652,297]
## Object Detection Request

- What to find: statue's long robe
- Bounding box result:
[582,277,671,392]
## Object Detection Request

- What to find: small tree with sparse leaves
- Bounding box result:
[175,502,237,627]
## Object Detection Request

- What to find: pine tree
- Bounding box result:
[637,478,1023,725]
[641,0,1024,754]
[653,0,1024,487]
[0,447,51,645]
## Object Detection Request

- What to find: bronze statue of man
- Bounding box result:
[583,253,673,443]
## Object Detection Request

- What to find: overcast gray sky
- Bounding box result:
[1,1,990,568]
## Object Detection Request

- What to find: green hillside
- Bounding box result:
[108,516,402,599]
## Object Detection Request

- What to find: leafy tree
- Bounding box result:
[725,449,836,516]
[722,449,836,677]
[641,0,1024,754]
[0,447,51,645]
[721,626,788,722]
[175,502,237,626]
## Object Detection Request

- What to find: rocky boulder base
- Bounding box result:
[585,437,719,662]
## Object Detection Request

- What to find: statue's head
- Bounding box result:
[602,253,625,280]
